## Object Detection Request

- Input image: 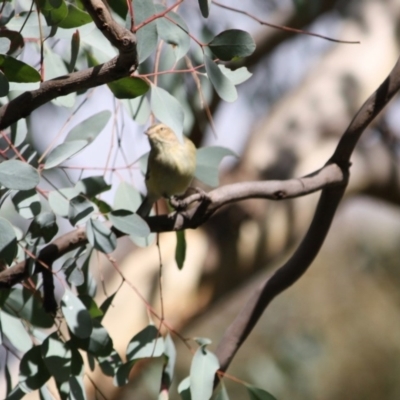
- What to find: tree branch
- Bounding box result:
[0,0,137,130]
[213,53,400,379]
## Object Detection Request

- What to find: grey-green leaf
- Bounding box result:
[133,0,158,63]
[41,333,73,383]
[86,218,117,254]
[204,55,237,102]
[109,209,150,237]
[190,345,219,400]
[65,110,111,142]
[155,5,190,61]
[68,195,94,226]
[18,346,50,391]
[61,289,93,339]
[126,324,164,361]
[0,310,32,353]
[0,160,40,190]
[75,176,111,198]
[150,85,184,140]
[12,189,41,219]
[208,29,256,61]
[44,140,88,170]
[0,217,17,265]
[28,211,58,242]
[195,146,237,187]
[219,65,252,85]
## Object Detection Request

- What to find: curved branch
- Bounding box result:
[0,162,346,291]
[214,53,400,378]
[0,0,137,130]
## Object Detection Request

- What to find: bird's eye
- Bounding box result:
[160,126,164,131]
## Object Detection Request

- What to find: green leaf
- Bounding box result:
[246,385,277,400]
[0,217,17,265]
[75,176,111,198]
[150,85,184,140]
[108,76,149,99]
[133,0,158,63]
[68,195,94,226]
[219,65,252,85]
[155,5,190,61]
[175,230,186,269]
[204,55,237,102]
[78,294,103,319]
[195,146,237,187]
[0,55,40,82]
[126,324,164,361]
[0,310,32,353]
[209,29,256,61]
[58,4,92,29]
[86,218,117,254]
[198,0,211,17]
[0,71,9,96]
[0,160,40,190]
[19,346,50,391]
[68,29,80,72]
[99,292,117,321]
[65,110,111,142]
[61,289,93,339]
[38,0,68,26]
[0,29,24,55]
[109,209,150,237]
[41,333,72,383]
[43,140,88,169]
[12,189,41,219]
[28,211,58,242]
[190,344,219,400]
[3,287,53,328]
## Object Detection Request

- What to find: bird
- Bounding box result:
[136,123,197,217]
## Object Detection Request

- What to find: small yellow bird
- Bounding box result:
[136,123,197,217]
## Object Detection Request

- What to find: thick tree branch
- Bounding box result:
[213,53,400,378]
[0,0,137,130]
[0,162,346,291]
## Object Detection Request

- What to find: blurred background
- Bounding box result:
[17,0,400,399]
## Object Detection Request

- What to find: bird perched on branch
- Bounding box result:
[136,123,197,217]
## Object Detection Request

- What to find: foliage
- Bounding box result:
[0,0,277,399]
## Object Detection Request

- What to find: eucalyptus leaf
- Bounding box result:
[44,140,88,169]
[75,176,111,198]
[108,76,149,99]
[204,55,237,102]
[126,324,164,361]
[58,4,92,29]
[190,344,219,400]
[0,310,32,353]
[246,385,277,400]
[65,110,111,142]
[68,195,94,226]
[198,0,211,18]
[86,218,117,254]
[0,217,17,265]
[61,289,93,339]
[0,160,40,190]
[175,230,186,270]
[109,209,150,237]
[0,54,40,82]
[150,85,184,140]
[208,29,256,61]
[18,346,50,391]
[155,5,190,61]
[12,189,41,219]
[133,0,158,63]
[195,146,237,187]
